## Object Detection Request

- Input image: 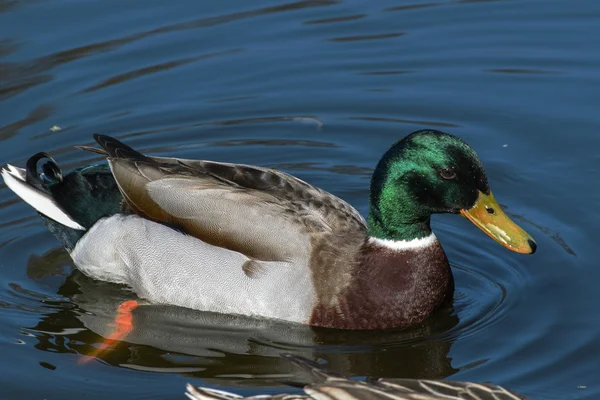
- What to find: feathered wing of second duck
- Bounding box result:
[185,355,530,400]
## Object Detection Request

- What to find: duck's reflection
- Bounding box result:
[26,246,459,385]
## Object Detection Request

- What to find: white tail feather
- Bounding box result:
[1,165,85,230]
[6,164,26,181]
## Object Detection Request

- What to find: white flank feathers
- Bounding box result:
[368,233,437,251]
[1,164,85,230]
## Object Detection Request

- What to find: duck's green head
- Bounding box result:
[368,129,536,254]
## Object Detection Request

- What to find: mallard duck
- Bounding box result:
[185,355,529,400]
[1,130,535,330]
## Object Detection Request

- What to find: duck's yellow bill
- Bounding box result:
[460,191,536,254]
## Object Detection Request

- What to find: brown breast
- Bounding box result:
[310,238,453,330]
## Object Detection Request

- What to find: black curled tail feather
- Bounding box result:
[93,134,151,162]
[25,152,63,191]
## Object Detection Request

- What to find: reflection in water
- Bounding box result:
[25,247,459,385]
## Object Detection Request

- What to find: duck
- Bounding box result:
[1,129,536,330]
[185,354,530,400]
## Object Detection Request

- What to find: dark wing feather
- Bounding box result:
[93,134,148,161]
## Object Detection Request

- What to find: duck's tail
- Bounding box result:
[2,151,124,250]
[1,154,85,231]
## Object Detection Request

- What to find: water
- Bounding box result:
[0,0,598,399]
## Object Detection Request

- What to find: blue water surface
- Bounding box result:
[1,1,598,399]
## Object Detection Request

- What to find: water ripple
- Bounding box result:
[80,49,243,94]
[329,32,404,42]
[208,139,337,148]
[485,68,565,75]
[384,3,442,12]
[348,117,460,128]
[0,104,54,141]
[359,70,414,75]
[304,14,366,25]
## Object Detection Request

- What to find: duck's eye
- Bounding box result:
[439,168,456,180]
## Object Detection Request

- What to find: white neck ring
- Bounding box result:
[368,233,437,251]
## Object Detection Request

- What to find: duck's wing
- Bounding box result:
[185,385,307,400]
[184,356,529,400]
[376,378,530,400]
[78,144,365,230]
[185,378,527,400]
[89,135,366,262]
[272,356,429,400]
